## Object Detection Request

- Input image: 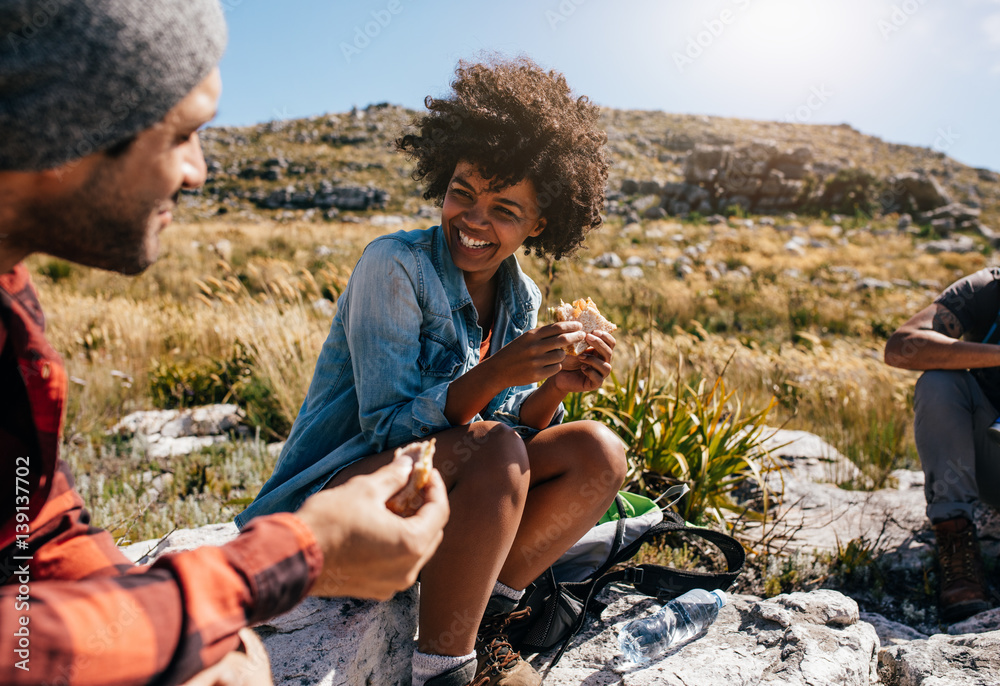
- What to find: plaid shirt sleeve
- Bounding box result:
[1,266,324,685]
[0,459,323,686]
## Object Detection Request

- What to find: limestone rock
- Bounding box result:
[860,612,928,646]
[111,404,245,459]
[541,590,878,686]
[878,632,1000,685]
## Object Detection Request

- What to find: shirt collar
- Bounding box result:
[430,225,535,329]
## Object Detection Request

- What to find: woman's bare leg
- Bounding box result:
[498,420,627,590]
[326,421,530,656]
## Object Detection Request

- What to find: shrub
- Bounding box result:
[565,356,778,525]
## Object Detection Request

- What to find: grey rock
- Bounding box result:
[921,202,981,224]
[668,199,691,217]
[637,180,662,195]
[542,590,878,686]
[631,194,661,213]
[948,609,1000,636]
[117,524,883,686]
[625,256,645,266]
[594,252,624,269]
[898,213,912,230]
[931,217,956,236]
[643,206,667,220]
[621,179,640,195]
[621,266,645,280]
[120,524,418,686]
[860,612,928,646]
[706,214,726,225]
[856,278,894,291]
[893,171,953,211]
[878,632,1000,685]
[922,236,977,254]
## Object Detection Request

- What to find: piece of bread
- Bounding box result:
[386,438,436,517]
[551,298,617,355]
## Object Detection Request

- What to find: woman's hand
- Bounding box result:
[548,330,616,394]
[485,321,586,387]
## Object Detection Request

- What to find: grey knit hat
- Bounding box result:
[0,0,227,171]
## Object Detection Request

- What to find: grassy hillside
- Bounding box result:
[34,105,1000,553]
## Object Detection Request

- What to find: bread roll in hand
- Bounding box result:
[386,438,436,517]
[551,298,617,355]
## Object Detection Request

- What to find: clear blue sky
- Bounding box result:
[216,0,1000,171]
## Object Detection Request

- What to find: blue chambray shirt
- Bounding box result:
[236,225,563,527]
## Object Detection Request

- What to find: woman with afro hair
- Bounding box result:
[238,56,626,686]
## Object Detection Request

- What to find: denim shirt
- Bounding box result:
[236,225,562,527]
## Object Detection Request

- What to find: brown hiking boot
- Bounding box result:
[474,596,541,686]
[933,516,990,623]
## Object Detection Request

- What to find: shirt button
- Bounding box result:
[420,426,430,434]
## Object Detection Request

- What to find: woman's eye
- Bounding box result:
[450,188,471,198]
[496,207,516,218]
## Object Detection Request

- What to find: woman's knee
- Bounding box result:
[567,420,628,487]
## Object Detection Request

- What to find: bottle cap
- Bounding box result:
[711,589,727,607]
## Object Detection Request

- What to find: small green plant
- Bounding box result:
[566,353,778,526]
[37,258,74,283]
[148,343,289,438]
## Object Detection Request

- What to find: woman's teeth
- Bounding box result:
[459,231,492,249]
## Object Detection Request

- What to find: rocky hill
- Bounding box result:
[186,103,1000,247]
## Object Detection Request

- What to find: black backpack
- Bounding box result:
[505,492,746,669]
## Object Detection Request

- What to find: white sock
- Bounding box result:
[411,649,476,686]
[492,580,524,601]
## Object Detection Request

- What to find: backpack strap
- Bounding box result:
[542,518,745,672]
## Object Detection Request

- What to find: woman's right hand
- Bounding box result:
[486,321,586,387]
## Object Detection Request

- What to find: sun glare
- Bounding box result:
[697,0,877,104]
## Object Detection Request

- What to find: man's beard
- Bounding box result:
[23,165,167,275]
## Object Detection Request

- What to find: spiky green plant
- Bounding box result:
[566,355,778,525]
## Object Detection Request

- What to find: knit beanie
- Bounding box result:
[0,0,227,171]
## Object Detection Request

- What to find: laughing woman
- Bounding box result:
[237,57,626,686]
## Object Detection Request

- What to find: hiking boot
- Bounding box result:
[474,596,541,686]
[933,516,990,623]
[423,658,482,686]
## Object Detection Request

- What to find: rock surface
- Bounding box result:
[111,403,245,459]
[120,521,883,686]
[115,424,1000,685]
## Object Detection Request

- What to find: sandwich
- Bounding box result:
[386,438,436,517]
[551,297,617,355]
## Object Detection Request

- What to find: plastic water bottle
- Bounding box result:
[618,588,726,663]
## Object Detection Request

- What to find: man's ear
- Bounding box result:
[529,217,546,238]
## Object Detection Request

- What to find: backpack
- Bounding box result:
[505,487,746,669]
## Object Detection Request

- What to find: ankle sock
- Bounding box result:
[492,580,524,602]
[411,649,476,686]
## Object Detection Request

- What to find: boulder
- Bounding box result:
[892,172,953,212]
[111,404,245,459]
[541,589,878,685]
[922,236,977,254]
[118,524,884,686]
[878,632,1000,685]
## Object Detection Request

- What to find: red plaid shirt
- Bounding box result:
[0,265,323,685]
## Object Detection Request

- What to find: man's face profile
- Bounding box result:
[26,67,222,275]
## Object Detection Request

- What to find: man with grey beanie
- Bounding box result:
[0,1,449,684]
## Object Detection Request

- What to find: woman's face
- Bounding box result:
[441,160,546,285]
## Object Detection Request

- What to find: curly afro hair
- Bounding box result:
[396,56,608,260]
